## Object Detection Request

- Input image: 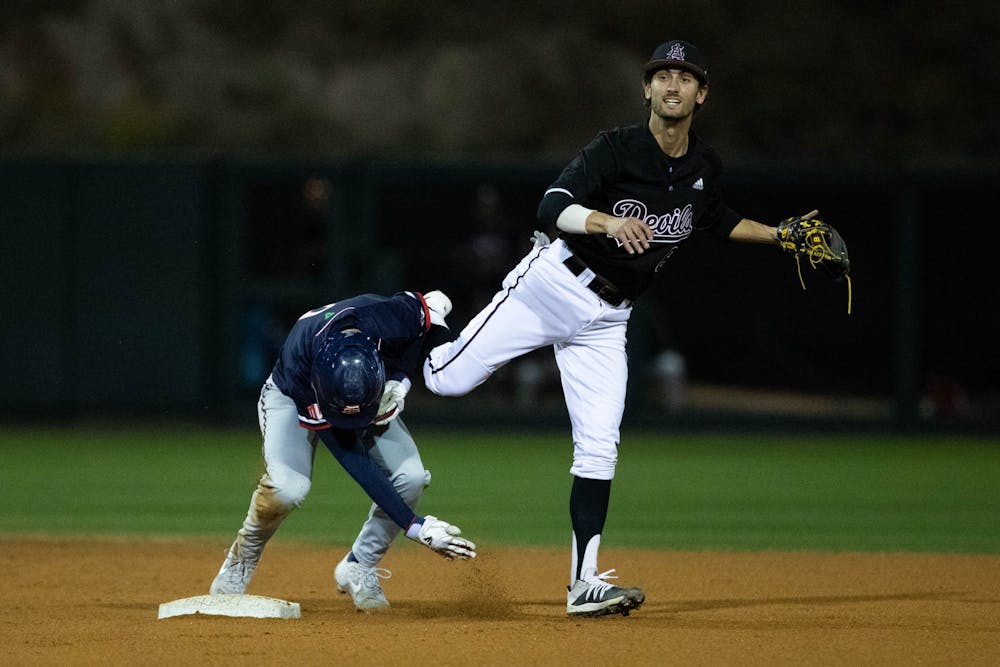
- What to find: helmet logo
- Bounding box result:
[341,405,361,415]
[666,42,686,61]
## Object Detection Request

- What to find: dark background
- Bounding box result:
[1,2,997,429]
[3,1,998,165]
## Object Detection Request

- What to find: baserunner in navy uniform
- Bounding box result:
[425,40,820,617]
[212,290,474,612]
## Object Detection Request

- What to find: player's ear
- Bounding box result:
[642,78,652,102]
[697,84,708,105]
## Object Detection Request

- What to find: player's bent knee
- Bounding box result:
[422,341,496,397]
[263,466,311,509]
[423,361,491,397]
[391,463,429,504]
[422,369,472,397]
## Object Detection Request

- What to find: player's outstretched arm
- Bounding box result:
[729,210,819,244]
[318,428,417,529]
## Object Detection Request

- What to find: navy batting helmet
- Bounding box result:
[312,330,386,429]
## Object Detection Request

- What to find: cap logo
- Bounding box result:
[666,42,686,61]
[341,405,361,414]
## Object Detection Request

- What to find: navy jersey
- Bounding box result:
[270,292,430,429]
[537,124,743,300]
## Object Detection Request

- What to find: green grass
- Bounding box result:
[1,425,999,552]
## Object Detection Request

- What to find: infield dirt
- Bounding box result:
[5,537,999,665]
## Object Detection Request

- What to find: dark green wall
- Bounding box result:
[1,161,212,414]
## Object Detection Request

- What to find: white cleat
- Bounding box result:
[210,548,257,595]
[335,555,391,612]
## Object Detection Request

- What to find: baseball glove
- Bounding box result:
[776,215,852,313]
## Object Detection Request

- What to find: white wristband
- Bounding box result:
[556,204,593,234]
[405,518,424,539]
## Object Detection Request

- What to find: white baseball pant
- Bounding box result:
[424,237,632,480]
[228,376,430,569]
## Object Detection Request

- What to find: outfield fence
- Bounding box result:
[1,158,996,430]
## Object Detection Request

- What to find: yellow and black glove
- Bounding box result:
[776,215,852,313]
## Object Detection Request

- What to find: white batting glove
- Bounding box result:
[423,290,452,327]
[408,515,476,560]
[530,230,551,248]
[374,379,409,426]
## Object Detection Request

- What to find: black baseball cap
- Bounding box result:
[643,40,708,83]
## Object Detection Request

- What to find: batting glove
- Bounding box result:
[374,379,409,426]
[407,515,476,560]
[530,230,551,248]
[423,290,452,328]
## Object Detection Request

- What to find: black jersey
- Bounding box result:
[537,124,743,300]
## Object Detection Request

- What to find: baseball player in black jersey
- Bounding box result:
[424,40,818,617]
[211,290,475,612]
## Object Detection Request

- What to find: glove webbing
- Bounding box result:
[780,225,852,315]
[789,252,852,315]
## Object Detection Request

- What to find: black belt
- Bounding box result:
[562,254,628,306]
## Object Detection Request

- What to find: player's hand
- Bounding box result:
[423,290,452,327]
[374,379,408,426]
[409,515,477,560]
[530,230,551,248]
[607,216,653,255]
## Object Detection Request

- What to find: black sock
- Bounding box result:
[570,476,611,580]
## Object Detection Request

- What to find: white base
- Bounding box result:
[158,594,301,620]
